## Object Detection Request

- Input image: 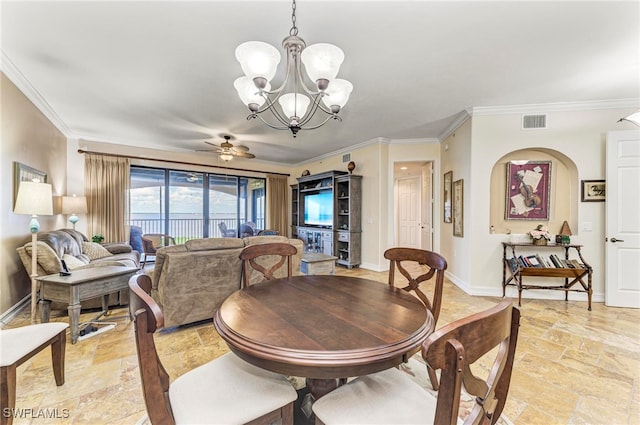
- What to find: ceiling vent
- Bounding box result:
[342,153,351,163]
[522,114,547,129]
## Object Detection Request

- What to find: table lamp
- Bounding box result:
[13,181,53,323]
[61,194,87,229]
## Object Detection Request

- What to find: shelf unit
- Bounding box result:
[291,170,362,268]
[502,242,593,310]
[335,174,361,268]
[290,184,299,238]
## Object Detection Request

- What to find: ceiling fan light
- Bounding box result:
[235,41,281,82]
[279,92,310,120]
[219,153,234,162]
[322,78,353,109]
[301,43,344,83]
[234,76,270,107]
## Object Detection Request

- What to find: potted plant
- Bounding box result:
[528,225,551,246]
[92,234,104,244]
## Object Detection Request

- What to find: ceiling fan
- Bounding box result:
[198,134,255,161]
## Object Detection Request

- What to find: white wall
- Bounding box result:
[466,106,639,304]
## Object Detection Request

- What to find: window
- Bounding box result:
[130,166,266,242]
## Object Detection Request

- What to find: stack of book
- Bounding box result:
[509,254,585,269]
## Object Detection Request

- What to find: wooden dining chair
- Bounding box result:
[239,242,297,287]
[128,274,297,425]
[312,299,521,425]
[385,247,447,390]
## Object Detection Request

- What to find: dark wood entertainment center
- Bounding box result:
[291,170,362,268]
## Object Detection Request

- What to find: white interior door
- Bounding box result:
[397,177,420,248]
[420,163,433,250]
[605,129,640,308]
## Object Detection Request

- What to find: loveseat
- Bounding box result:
[17,229,140,308]
[150,235,303,327]
[17,229,140,275]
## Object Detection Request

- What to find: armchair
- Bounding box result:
[141,234,176,267]
[218,222,236,238]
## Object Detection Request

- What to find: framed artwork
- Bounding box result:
[581,180,605,202]
[443,171,452,223]
[505,160,551,220]
[453,179,463,237]
[13,162,47,208]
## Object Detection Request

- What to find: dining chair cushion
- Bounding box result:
[169,352,298,424]
[312,366,463,425]
[0,322,69,366]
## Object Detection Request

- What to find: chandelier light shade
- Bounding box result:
[61,194,88,229]
[234,0,353,137]
[618,110,640,126]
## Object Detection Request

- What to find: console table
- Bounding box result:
[36,266,139,343]
[502,242,593,310]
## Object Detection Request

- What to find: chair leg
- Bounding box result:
[51,330,66,386]
[428,364,439,391]
[0,364,17,425]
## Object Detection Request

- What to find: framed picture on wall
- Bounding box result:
[581,180,605,202]
[13,162,47,208]
[453,179,463,237]
[443,171,452,223]
[505,160,551,220]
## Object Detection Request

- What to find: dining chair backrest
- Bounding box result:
[384,247,447,324]
[423,299,521,425]
[128,274,175,424]
[239,242,297,287]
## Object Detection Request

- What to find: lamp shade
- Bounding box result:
[235,41,281,82]
[322,78,353,109]
[278,92,310,119]
[14,182,53,216]
[301,43,344,83]
[61,195,87,214]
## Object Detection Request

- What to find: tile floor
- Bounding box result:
[4,266,639,424]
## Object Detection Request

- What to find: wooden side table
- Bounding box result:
[36,266,139,343]
[301,252,338,275]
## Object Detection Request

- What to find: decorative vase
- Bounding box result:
[533,238,547,246]
[347,161,356,174]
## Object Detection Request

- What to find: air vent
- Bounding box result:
[522,114,547,129]
[342,153,351,163]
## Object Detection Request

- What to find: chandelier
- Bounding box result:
[234,0,353,137]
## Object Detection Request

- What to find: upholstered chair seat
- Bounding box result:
[0,322,68,425]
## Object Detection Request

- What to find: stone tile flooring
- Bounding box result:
[4,266,639,424]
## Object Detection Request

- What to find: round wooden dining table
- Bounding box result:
[214,275,434,400]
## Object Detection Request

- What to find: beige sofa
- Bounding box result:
[150,235,303,327]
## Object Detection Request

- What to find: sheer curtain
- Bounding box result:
[84,154,130,243]
[266,174,288,236]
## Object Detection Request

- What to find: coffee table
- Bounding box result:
[36,266,139,343]
[301,252,338,275]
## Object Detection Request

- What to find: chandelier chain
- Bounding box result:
[289,0,298,36]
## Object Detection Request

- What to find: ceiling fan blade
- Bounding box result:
[234,151,256,159]
[196,149,219,152]
[204,141,221,147]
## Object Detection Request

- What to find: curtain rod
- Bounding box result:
[77,149,290,177]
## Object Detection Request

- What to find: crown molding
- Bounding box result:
[438,111,471,142]
[468,98,640,116]
[1,50,73,137]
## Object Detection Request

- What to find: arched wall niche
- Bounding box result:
[489,148,578,236]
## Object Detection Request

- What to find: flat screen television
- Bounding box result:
[303,192,333,227]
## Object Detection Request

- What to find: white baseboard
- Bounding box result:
[0,295,30,328]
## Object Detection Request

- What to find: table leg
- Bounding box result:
[101,294,110,316]
[68,303,81,344]
[305,378,340,400]
[40,299,51,323]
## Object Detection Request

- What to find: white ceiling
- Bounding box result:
[2,1,639,165]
